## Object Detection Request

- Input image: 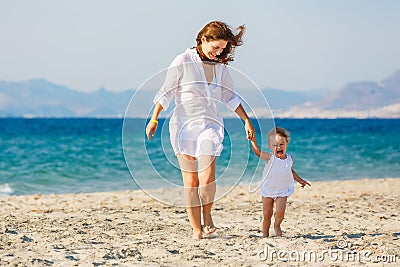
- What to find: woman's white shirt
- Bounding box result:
[153,48,241,157]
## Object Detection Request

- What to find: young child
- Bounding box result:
[250,126,310,237]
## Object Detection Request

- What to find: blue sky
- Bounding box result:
[0,0,399,92]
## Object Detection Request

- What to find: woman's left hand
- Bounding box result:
[244,119,255,140]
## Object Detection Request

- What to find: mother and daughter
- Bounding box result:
[145,21,310,239]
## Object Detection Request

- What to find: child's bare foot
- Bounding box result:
[193,230,203,240]
[274,225,282,236]
[262,229,270,237]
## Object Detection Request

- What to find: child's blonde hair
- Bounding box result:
[268,126,290,144]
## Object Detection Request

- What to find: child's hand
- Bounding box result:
[299,180,311,188]
[250,133,257,142]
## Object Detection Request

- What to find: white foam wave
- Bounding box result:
[0,183,13,196]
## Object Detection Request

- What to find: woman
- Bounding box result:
[146,21,255,239]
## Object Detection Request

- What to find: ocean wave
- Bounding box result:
[0,183,13,196]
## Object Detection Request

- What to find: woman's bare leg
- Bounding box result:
[177,154,202,239]
[198,155,216,233]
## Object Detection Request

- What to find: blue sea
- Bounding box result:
[1,118,399,196]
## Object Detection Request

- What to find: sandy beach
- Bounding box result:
[1,178,399,266]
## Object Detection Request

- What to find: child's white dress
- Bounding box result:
[260,153,294,198]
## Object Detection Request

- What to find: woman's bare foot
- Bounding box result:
[274,225,282,236]
[193,230,203,240]
[202,213,216,235]
[202,225,216,235]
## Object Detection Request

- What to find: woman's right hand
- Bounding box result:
[146,121,158,140]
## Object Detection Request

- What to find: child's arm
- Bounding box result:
[291,157,311,188]
[250,135,270,161]
[292,168,311,188]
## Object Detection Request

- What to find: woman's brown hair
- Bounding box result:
[195,21,245,64]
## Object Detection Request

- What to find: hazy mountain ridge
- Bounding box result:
[0,79,321,118]
[0,70,399,118]
[0,79,133,117]
[274,70,400,118]
[319,70,400,110]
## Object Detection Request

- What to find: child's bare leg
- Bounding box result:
[274,196,287,236]
[262,197,274,237]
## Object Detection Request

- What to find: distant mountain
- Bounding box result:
[261,88,324,110]
[1,71,399,118]
[276,70,400,118]
[318,70,400,110]
[0,79,323,118]
[0,79,133,117]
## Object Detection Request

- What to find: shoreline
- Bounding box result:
[1,178,399,266]
[2,176,399,198]
[2,117,400,120]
